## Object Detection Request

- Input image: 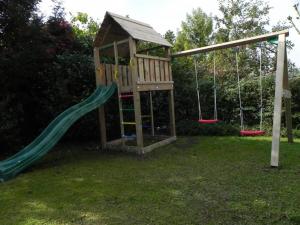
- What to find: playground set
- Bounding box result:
[0,12,293,181]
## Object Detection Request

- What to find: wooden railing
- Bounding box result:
[136,54,172,83]
[101,54,173,92]
[103,64,132,89]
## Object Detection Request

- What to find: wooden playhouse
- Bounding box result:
[93,12,176,154]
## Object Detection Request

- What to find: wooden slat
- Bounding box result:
[283,48,293,143]
[128,65,132,86]
[172,30,289,57]
[160,60,165,81]
[135,53,170,61]
[136,81,174,91]
[105,64,111,85]
[138,58,145,82]
[149,59,155,82]
[155,60,160,82]
[122,65,128,87]
[168,61,173,81]
[164,61,170,81]
[118,65,123,86]
[111,64,116,82]
[144,58,150,82]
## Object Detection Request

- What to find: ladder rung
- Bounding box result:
[121,108,135,111]
[119,95,133,99]
[122,134,136,139]
[122,122,136,125]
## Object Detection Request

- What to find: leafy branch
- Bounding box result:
[288,3,300,35]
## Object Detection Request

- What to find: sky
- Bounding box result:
[38,0,300,67]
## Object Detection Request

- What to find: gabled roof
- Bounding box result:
[94,12,172,48]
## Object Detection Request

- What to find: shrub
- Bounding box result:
[176,119,240,136]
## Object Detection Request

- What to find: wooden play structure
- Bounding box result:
[93,12,293,167]
[93,12,176,154]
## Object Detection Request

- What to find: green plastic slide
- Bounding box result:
[0,83,116,182]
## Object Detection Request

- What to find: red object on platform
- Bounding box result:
[119,94,133,99]
[240,130,265,136]
[198,119,219,124]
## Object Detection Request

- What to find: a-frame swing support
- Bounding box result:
[173,29,293,167]
[271,34,293,167]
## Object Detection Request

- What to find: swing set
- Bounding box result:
[173,29,293,167]
[193,46,265,136]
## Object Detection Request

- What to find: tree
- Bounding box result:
[174,8,213,51]
[215,0,270,42]
[171,8,214,120]
[0,0,48,151]
[287,1,300,35]
[71,12,100,38]
[164,30,175,45]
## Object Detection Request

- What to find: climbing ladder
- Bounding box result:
[118,91,155,142]
[118,91,136,141]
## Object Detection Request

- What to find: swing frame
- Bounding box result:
[172,29,293,167]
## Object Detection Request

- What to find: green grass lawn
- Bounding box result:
[1,136,300,225]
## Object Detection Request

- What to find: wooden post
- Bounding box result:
[129,37,144,150]
[169,90,176,137]
[283,47,293,143]
[271,34,286,167]
[94,47,107,149]
[114,42,125,145]
[166,48,176,137]
[149,91,155,136]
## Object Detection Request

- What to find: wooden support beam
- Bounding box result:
[114,42,125,145]
[93,47,107,149]
[142,136,176,154]
[135,54,170,61]
[169,90,176,137]
[271,34,286,167]
[129,37,144,150]
[149,91,155,136]
[172,30,289,58]
[136,81,174,91]
[283,47,293,144]
[99,38,129,51]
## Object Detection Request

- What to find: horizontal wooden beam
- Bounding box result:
[142,136,176,154]
[135,54,170,61]
[172,30,289,58]
[136,81,174,91]
[99,38,129,51]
